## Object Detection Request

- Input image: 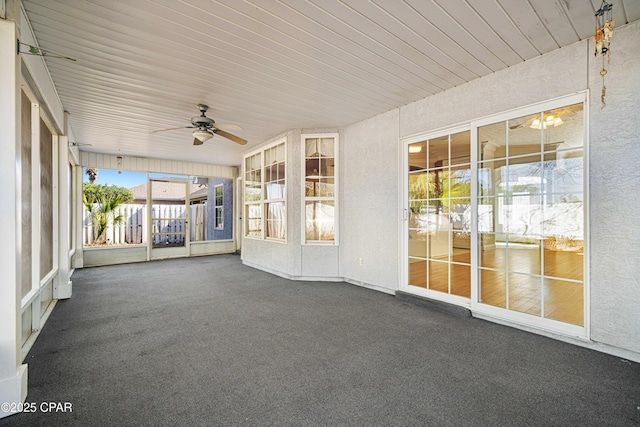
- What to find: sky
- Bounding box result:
[82,169,146,188]
[82,169,194,189]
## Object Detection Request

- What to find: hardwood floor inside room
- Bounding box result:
[408,246,584,326]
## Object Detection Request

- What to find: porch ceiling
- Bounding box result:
[22,0,639,167]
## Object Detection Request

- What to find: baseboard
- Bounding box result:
[0,364,28,419]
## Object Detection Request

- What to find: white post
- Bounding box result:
[55,134,72,299]
[0,6,29,418]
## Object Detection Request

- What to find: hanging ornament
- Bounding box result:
[594,1,614,109]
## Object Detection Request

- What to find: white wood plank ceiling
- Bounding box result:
[22,0,639,167]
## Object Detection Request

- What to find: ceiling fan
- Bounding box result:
[152,104,247,146]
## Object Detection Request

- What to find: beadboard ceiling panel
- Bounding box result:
[21,0,635,167]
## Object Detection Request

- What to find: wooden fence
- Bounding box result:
[83,203,208,246]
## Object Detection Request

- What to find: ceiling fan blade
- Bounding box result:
[214,123,244,132]
[215,129,247,145]
[193,138,204,146]
[150,125,195,134]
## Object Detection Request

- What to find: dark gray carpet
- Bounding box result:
[2,254,639,426]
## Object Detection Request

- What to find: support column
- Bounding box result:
[0,8,29,419]
[55,134,72,299]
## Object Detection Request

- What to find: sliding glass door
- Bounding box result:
[477,102,585,327]
[403,94,586,334]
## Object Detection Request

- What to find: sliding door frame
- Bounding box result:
[400,92,589,339]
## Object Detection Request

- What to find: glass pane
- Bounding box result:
[277,143,285,162]
[264,146,271,165]
[409,171,429,202]
[429,170,447,199]
[408,228,427,259]
[507,239,542,275]
[479,234,505,269]
[305,201,334,241]
[450,130,470,166]
[544,246,583,281]
[544,278,583,326]
[319,157,335,177]
[450,263,471,298]
[276,162,285,181]
[264,164,273,183]
[427,199,449,260]
[428,260,448,293]
[478,121,506,161]
[266,202,286,239]
[449,165,471,203]
[318,178,335,197]
[320,138,335,157]
[450,198,471,232]
[505,193,542,241]
[409,259,427,288]
[508,113,541,157]
[508,273,541,316]
[265,181,285,200]
[478,158,506,197]
[305,158,320,178]
[544,151,583,195]
[478,198,496,233]
[428,135,448,168]
[245,204,262,237]
[480,268,506,308]
[452,232,471,263]
[409,141,427,171]
[305,138,318,157]
[545,103,584,151]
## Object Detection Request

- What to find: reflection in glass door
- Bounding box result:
[149,179,189,259]
[407,129,471,300]
[477,103,585,326]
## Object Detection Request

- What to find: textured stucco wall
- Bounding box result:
[340,109,400,291]
[588,21,640,353]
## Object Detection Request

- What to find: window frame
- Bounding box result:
[243,137,287,242]
[301,133,339,245]
[214,184,224,230]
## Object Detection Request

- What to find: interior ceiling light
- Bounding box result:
[409,145,423,153]
[192,128,213,145]
[530,115,564,130]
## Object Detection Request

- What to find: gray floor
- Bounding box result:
[2,254,639,426]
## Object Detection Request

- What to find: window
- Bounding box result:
[244,138,286,240]
[214,184,224,229]
[302,134,338,244]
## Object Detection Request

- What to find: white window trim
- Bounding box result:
[214,184,224,230]
[243,137,287,242]
[301,133,339,245]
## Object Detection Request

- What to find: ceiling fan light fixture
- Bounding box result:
[192,129,213,143]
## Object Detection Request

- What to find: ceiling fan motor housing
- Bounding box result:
[191,116,215,127]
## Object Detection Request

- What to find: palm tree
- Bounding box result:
[86,168,98,183]
[83,192,126,243]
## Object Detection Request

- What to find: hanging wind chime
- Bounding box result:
[594,1,614,109]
